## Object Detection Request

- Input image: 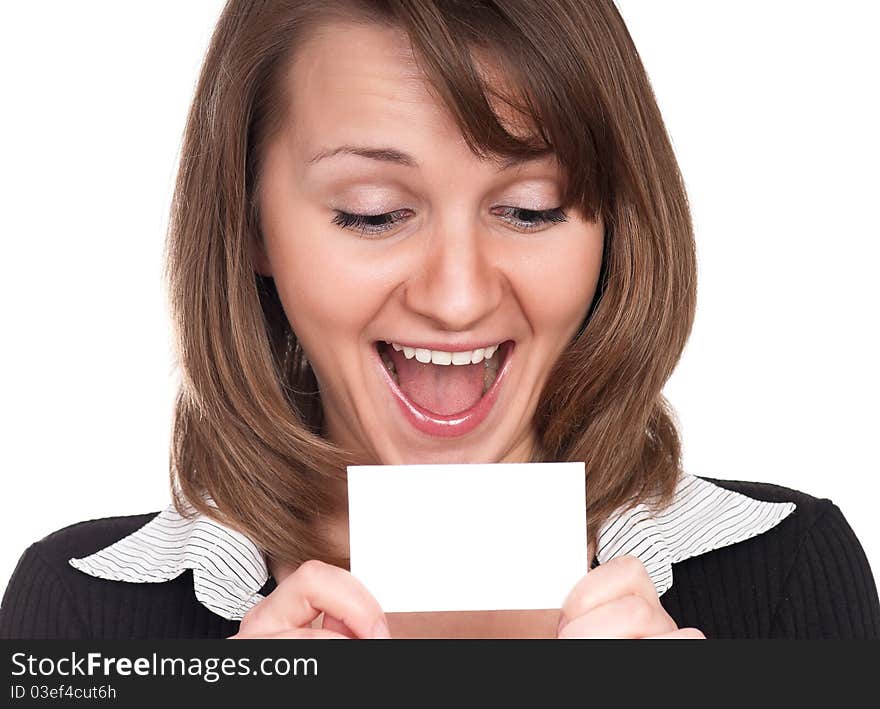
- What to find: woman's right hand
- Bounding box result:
[227,559,391,639]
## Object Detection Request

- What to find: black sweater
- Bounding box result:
[1,478,878,639]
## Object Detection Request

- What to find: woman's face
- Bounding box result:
[256,21,604,465]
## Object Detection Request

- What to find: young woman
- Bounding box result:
[1,0,877,639]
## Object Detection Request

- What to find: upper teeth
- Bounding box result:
[390,342,500,365]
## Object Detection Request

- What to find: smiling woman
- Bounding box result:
[1,0,877,641]
[252,20,606,462]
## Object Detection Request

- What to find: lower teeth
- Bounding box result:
[484,346,501,393]
[483,359,499,393]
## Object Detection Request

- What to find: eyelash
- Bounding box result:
[331,206,568,238]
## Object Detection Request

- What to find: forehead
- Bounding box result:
[282,20,541,168]
[285,22,452,149]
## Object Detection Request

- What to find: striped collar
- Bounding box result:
[68,474,796,621]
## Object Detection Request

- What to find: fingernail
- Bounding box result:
[371,618,391,639]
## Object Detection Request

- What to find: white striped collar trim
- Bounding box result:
[596,475,796,596]
[68,474,796,621]
[68,497,269,621]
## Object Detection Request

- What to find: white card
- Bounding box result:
[347,462,587,613]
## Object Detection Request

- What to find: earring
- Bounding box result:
[281,329,294,369]
[285,329,310,369]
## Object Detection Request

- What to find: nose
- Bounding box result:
[403,215,504,332]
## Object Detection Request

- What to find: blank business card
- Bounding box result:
[347,462,588,613]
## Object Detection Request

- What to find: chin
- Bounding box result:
[370,434,513,466]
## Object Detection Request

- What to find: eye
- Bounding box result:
[492,206,568,232]
[332,209,412,237]
[331,205,568,238]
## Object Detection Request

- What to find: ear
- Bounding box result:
[251,234,273,276]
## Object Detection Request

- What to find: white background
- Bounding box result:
[1,2,878,598]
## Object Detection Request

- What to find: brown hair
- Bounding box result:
[165,0,697,570]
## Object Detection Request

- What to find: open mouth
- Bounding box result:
[374,340,515,437]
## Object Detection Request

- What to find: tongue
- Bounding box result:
[388,347,485,415]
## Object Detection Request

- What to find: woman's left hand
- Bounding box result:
[556,555,705,639]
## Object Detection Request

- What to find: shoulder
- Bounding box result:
[698,476,868,563]
[0,512,197,639]
[663,476,880,638]
[10,512,164,597]
[701,475,821,505]
[3,511,162,594]
[699,475,832,530]
[18,512,162,568]
[2,511,250,639]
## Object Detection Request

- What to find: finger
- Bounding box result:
[241,560,389,638]
[322,612,357,638]
[231,627,352,640]
[558,594,677,639]
[559,555,659,630]
[239,560,389,639]
[645,628,706,639]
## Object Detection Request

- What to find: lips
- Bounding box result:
[373,340,515,438]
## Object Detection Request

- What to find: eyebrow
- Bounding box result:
[305,144,555,172]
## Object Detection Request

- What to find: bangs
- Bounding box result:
[381,0,614,221]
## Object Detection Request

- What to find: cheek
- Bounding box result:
[262,216,392,348]
[513,227,604,337]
